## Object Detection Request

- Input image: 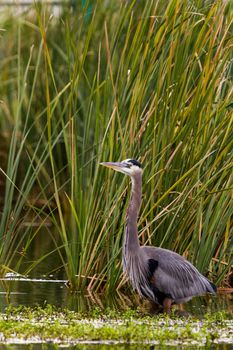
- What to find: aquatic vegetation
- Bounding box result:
[0,0,232,291]
[0,305,232,346]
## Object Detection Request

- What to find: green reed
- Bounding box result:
[0,0,232,290]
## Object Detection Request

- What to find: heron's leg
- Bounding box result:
[175,304,190,317]
[163,298,172,313]
[148,301,161,315]
[177,303,184,311]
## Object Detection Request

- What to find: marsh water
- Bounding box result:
[0,275,232,315]
[0,294,231,350]
[0,273,232,350]
[0,234,232,350]
[0,345,232,350]
[0,344,232,350]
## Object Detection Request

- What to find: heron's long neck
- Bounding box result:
[124,173,142,254]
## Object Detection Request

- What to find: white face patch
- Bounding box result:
[120,160,143,176]
[129,164,142,175]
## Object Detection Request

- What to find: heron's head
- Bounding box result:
[100,159,142,177]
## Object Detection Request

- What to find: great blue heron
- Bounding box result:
[101,159,217,311]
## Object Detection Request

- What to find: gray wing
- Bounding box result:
[141,246,216,302]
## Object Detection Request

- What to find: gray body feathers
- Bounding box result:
[141,246,216,304]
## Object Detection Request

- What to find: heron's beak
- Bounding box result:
[100,162,125,171]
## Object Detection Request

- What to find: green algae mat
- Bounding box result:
[0,305,232,347]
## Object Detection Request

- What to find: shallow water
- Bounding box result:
[0,235,232,349]
[0,275,232,350]
[0,343,232,350]
[0,275,232,316]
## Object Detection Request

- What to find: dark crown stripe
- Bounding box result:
[128,159,142,168]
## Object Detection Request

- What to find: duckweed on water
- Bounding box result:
[0,305,232,346]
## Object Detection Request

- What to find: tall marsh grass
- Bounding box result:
[0,0,232,291]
